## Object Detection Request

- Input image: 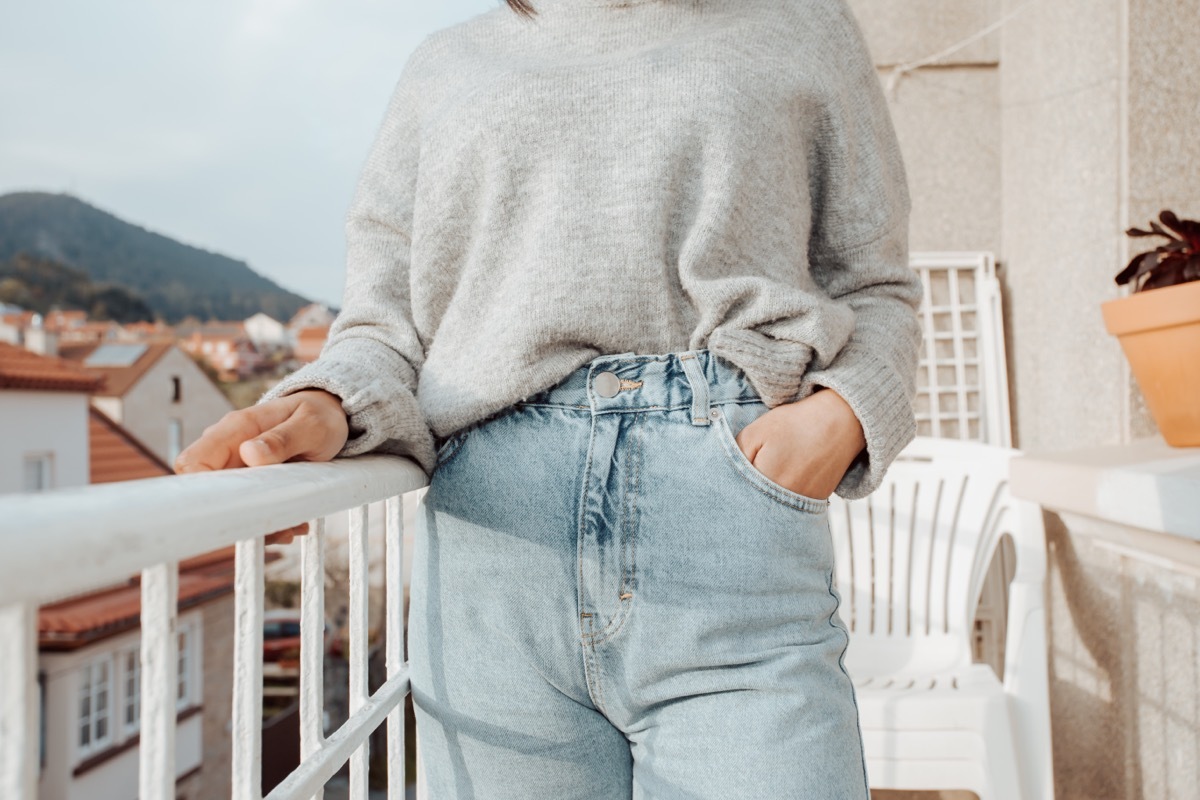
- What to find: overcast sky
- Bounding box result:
[0,0,497,308]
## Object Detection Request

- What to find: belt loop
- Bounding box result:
[678,351,711,426]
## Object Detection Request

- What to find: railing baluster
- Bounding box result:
[348,504,370,799]
[385,494,405,798]
[139,562,178,800]
[233,538,265,800]
[0,602,37,800]
[0,455,429,799]
[300,516,326,800]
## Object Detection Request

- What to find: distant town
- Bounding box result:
[2,300,333,415]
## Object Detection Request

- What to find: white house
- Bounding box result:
[60,341,234,466]
[284,303,335,346]
[243,312,289,352]
[1,343,234,800]
[0,341,97,494]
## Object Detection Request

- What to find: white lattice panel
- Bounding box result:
[911,252,1011,448]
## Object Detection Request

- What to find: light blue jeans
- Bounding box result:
[410,349,868,799]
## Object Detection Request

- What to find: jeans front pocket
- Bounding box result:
[433,425,473,469]
[710,401,830,515]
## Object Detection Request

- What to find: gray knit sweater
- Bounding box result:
[258,0,923,501]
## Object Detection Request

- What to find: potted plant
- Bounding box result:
[1101,209,1200,446]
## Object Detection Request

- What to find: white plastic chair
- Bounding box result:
[829,436,1054,800]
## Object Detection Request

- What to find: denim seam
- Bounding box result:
[827,568,871,799]
[576,406,611,713]
[584,635,612,717]
[711,410,829,515]
[517,398,764,413]
[587,415,641,647]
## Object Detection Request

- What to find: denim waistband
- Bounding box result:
[519,349,762,423]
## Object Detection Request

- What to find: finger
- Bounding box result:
[175,400,298,474]
[265,522,310,546]
[239,405,333,467]
[734,425,764,463]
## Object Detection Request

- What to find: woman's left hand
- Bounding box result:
[733,387,866,501]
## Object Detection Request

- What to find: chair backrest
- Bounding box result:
[910,252,1012,448]
[829,436,1021,678]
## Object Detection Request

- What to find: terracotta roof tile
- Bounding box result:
[296,325,330,341]
[0,341,104,393]
[38,565,234,649]
[38,547,282,648]
[89,407,173,483]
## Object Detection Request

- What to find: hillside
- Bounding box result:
[0,192,312,323]
[0,253,154,323]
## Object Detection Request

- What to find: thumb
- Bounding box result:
[239,412,312,467]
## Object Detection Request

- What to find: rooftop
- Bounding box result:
[0,341,103,393]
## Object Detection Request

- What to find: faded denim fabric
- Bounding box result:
[409,349,869,799]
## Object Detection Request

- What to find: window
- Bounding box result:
[23,452,53,492]
[121,647,140,735]
[168,418,183,464]
[176,625,192,710]
[171,375,182,403]
[78,657,113,756]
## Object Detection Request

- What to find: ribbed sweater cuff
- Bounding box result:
[798,343,917,501]
[707,327,815,408]
[256,344,436,476]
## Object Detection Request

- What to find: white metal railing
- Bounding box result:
[0,454,428,800]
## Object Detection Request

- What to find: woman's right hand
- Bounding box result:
[174,388,350,473]
[173,388,351,544]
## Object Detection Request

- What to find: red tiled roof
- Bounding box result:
[89,407,172,483]
[37,547,280,649]
[296,325,329,341]
[0,341,104,393]
[1,311,36,327]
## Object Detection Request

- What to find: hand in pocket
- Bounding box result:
[733,387,865,501]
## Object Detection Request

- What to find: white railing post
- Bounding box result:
[0,602,38,800]
[233,538,265,800]
[299,516,326,800]
[139,562,179,800]
[385,494,406,798]
[0,455,428,800]
[348,504,370,799]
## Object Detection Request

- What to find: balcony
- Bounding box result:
[1,455,426,799]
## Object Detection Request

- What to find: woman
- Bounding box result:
[176,0,924,796]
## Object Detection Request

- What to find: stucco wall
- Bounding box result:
[0,390,89,493]
[850,1,1200,798]
[1043,511,1200,800]
[37,611,205,800]
[114,347,234,465]
[850,0,1003,256]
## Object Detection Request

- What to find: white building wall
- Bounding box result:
[109,348,234,465]
[0,391,89,494]
[37,611,205,800]
[244,313,288,349]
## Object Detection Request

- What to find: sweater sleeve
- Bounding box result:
[256,75,437,476]
[797,1,925,501]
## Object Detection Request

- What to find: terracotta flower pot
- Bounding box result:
[1101,279,1200,446]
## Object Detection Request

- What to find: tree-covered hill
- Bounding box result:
[0,253,155,323]
[0,192,312,323]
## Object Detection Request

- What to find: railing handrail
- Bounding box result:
[0,454,428,608]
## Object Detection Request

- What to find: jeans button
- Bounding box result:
[594,371,621,397]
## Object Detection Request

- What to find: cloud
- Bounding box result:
[0,0,497,306]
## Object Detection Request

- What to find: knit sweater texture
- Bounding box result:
[258,0,924,501]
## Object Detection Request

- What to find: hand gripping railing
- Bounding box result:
[0,454,428,800]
